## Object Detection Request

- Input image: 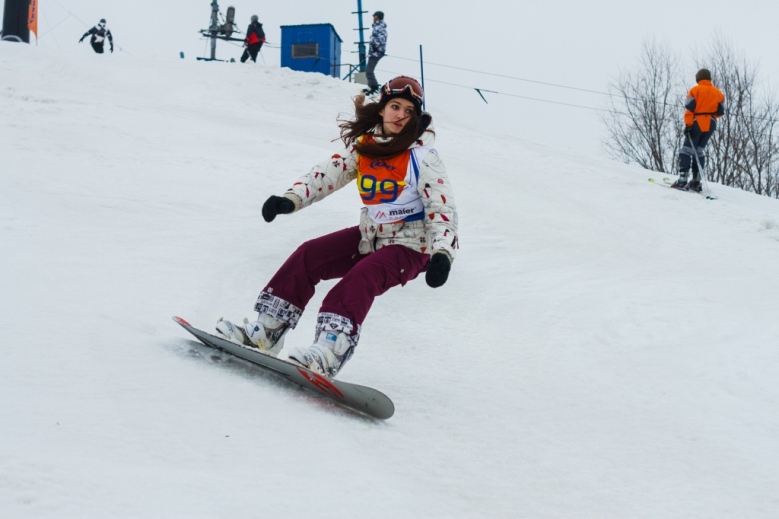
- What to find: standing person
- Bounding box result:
[363,11,387,95]
[241,15,265,63]
[216,76,458,378]
[79,19,113,54]
[672,68,726,192]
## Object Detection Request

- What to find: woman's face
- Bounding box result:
[380,98,416,135]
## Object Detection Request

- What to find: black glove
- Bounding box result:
[110,46,114,53]
[262,195,295,222]
[79,36,84,43]
[425,253,451,288]
[683,126,692,136]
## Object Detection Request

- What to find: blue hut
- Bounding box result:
[280,24,342,78]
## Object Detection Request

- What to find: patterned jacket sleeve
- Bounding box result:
[369,22,387,57]
[283,151,358,210]
[418,150,459,260]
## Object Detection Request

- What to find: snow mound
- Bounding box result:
[2,44,779,517]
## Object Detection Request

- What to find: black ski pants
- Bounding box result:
[678,121,714,180]
[241,43,263,63]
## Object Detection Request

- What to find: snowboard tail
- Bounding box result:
[172,316,394,420]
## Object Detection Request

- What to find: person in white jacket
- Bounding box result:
[217,76,459,378]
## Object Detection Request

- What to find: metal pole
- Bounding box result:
[356,0,366,72]
[209,0,219,60]
[2,0,31,43]
[419,45,426,110]
[687,127,716,200]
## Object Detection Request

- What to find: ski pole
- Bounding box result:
[688,118,715,199]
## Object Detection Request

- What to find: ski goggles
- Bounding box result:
[381,76,424,103]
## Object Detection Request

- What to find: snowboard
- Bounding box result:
[172,316,395,420]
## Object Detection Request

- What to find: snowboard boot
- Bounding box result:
[215,318,248,345]
[687,179,702,192]
[216,314,289,356]
[287,330,352,378]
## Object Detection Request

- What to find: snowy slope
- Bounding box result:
[2,44,779,518]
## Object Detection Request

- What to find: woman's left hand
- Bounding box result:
[425,253,451,288]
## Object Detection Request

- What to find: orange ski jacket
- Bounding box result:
[684,79,726,132]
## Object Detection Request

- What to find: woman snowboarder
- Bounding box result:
[216,76,459,378]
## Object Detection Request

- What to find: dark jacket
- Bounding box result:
[82,25,113,48]
[246,22,265,45]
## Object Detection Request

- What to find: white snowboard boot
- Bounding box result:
[288,330,352,378]
[215,314,289,356]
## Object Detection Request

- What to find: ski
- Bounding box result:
[172,316,395,420]
[648,177,717,200]
[648,177,676,189]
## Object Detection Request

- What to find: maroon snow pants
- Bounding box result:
[264,226,430,329]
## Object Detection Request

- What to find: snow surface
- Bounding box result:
[2,44,779,518]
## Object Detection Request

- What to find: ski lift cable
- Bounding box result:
[50,0,90,28]
[380,58,778,123]
[49,0,130,54]
[376,66,626,115]
[39,12,68,43]
[384,53,612,97]
[383,53,669,108]
[384,53,702,110]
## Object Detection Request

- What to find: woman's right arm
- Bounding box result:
[282,150,359,211]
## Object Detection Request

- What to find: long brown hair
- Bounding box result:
[339,94,432,159]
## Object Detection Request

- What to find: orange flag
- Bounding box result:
[28,0,39,41]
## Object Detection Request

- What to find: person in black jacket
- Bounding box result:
[241,15,265,63]
[79,19,113,54]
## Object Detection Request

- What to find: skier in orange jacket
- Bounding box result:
[672,69,726,192]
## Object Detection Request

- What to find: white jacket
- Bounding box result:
[282,129,459,261]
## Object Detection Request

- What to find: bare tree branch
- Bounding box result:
[700,34,779,198]
[602,34,779,199]
[602,39,682,173]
